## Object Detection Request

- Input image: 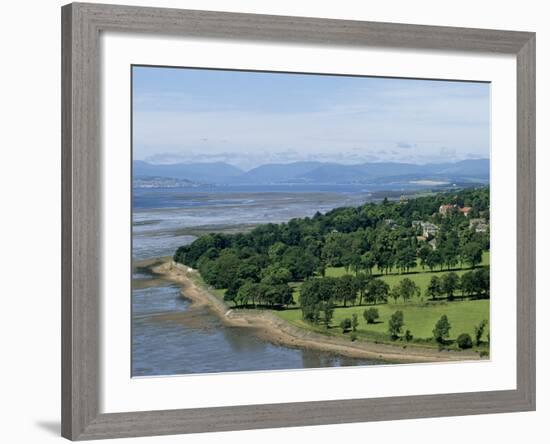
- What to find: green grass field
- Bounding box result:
[325,251,489,297]
[275,299,489,347]
[198,252,490,351]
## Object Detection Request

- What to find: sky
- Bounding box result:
[132,66,490,171]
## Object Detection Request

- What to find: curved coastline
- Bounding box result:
[145,258,482,364]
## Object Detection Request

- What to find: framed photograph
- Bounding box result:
[61,2,535,440]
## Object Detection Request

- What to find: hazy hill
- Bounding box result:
[133,160,243,183]
[236,161,325,183]
[133,159,489,185]
[296,159,489,184]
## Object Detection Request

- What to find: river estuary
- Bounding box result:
[131,184,424,376]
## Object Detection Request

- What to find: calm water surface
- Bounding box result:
[132,276,380,376]
[132,185,403,376]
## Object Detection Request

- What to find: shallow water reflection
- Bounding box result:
[132,278,381,376]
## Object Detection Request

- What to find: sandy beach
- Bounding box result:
[143,259,483,364]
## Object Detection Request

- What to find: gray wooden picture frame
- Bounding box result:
[61,2,536,440]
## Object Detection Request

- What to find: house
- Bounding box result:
[475,223,488,233]
[469,218,485,227]
[421,222,439,238]
[439,204,454,216]
[459,206,472,217]
[412,220,439,238]
[470,218,488,233]
[413,220,439,238]
[439,204,471,217]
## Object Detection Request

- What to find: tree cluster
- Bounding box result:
[426,268,490,301]
[173,187,490,310]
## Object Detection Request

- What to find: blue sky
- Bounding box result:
[133,66,490,170]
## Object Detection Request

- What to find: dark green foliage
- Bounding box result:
[405,329,413,342]
[354,272,370,305]
[473,267,490,298]
[366,279,390,305]
[460,271,476,298]
[441,272,459,300]
[388,310,405,340]
[321,300,335,328]
[334,274,357,307]
[340,318,352,333]
[260,265,292,286]
[474,319,488,346]
[461,241,483,268]
[363,307,379,324]
[457,333,473,349]
[393,277,421,303]
[433,315,452,344]
[280,246,318,280]
[172,187,489,315]
[426,275,442,300]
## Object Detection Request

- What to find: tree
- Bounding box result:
[473,268,490,298]
[460,271,476,298]
[426,275,442,300]
[461,241,483,268]
[300,278,336,321]
[260,265,291,286]
[395,244,417,273]
[264,284,294,308]
[355,272,370,305]
[366,279,390,305]
[362,251,376,275]
[222,278,243,306]
[441,272,459,300]
[390,285,401,304]
[418,244,432,270]
[349,253,363,275]
[363,307,379,324]
[388,310,405,340]
[236,281,258,308]
[199,250,241,289]
[281,247,318,280]
[433,315,451,344]
[334,275,357,307]
[440,229,460,270]
[302,302,321,324]
[397,278,421,303]
[474,319,488,346]
[457,333,473,349]
[425,249,443,272]
[405,329,413,342]
[351,313,359,332]
[340,318,352,333]
[321,300,335,328]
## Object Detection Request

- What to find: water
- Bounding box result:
[132,278,379,376]
[132,184,404,376]
[132,186,377,261]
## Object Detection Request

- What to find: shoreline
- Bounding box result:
[146,259,483,364]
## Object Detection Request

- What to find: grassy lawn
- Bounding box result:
[196,252,490,351]
[275,299,489,345]
[325,251,489,297]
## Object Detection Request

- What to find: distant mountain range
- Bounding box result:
[133,159,489,186]
[133,160,243,183]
